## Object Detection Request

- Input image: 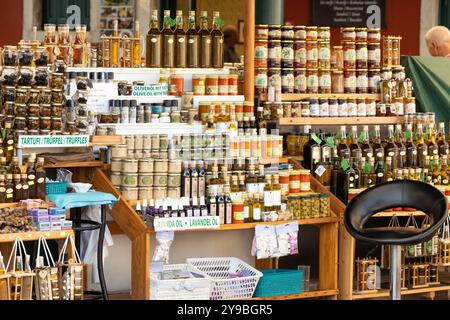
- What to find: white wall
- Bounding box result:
[420,0,440,56]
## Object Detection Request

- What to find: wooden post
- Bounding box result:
[244,0,255,102]
[319,222,339,293]
[131,233,150,300]
[338,220,355,300]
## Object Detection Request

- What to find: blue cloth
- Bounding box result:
[47,191,119,210]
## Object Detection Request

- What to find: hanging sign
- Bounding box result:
[311,0,386,28]
[131,84,169,97]
[18,135,90,148]
[154,216,221,232]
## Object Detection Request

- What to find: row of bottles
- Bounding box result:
[146,10,224,68]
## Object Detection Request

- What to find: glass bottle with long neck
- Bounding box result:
[11,157,21,175]
[13,174,22,202]
[394,124,406,169]
[20,174,29,200]
[360,125,374,159]
[359,158,368,188]
[438,123,449,157]
[271,175,282,212]
[174,11,186,68]
[4,174,14,203]
[146,10,161,68]
[186,11,199,68]
[416,123,428,168]
[405,123,418,168]
[133,21,141,68]
[111,20,120,67]
[319,130,331,162]
[375,156,385,185]
[0,175,6,203]
[384,125,399,170]
[432,156,442,185]
[349,126,362,161]
[371,125,385,160]
[385,156,394,182]
[441,155,449,186]
[351,158,361,189]
[337,126,350,160]
[330,157,341,196]
[26,159,36,199]
[3,121,15,163]
[211,11,224,68]
[162,10,175,68]
[198,11,212,68]
[263,175,273,213]
[35,158,46,200]
[72,25,84,66]
[368,157,376,187]
[427,123,439,158]
[303,129,321,172]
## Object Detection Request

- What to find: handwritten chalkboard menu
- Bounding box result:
[311,0,386,27]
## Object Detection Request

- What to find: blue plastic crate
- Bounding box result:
[253,269,303,297]
[45,181,68,195]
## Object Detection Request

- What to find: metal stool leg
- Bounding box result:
[98,205,109,300]
[390,245,402,300]
[75,208,82,253]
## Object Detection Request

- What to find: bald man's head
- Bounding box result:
[425,26,450,57]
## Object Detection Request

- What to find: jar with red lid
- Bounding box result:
[255,39,268,68]
[294,26,306,41]
[318,27,331,40]
[368,69,381,94]
[281,40,294,68]
[256,24,269,40]
[294,40,307,68]
[356,28,368,42]
[281,68,294,94]
[306,69,319,94]
[356,42,368,69]
[318,41,331,68]
[282,26,294,41]
[306,41,318,68]
[219,75,229,95]
[269,25,281,40]
[368,42,381,69]
[368,28,381,42]
[300,170,311,192]
[268,40,282,68]
[255,68,268,95]
[306,27,318,40]
[341,27,356,41]
[331,46,344,69]
[228,74,238,95]
[344,69,357,93]
[343,41,356,69]
[357,69,369,94]
[318,69,331,94]
[294,68,307,93]
[331,69,344,93]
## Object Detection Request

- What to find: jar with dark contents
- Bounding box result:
[341,27,356,41]
[27,116,40,130]
[76,116,89,130]
[40,103,51,117]
[18,67,33,86]
[281,40,294,68]
[268,68,282,89]
[3,46,18,66]
[34,67,49,86]
[28,89,40,104]
[54,60,66,73]
[271,102,283,120]
[51,89,65,104]
[77,104,88,117]
[256,24,269,39]
[268,25,281,40]
[2,67,18,86]
[2,86,16,102]
[356,42,368,69]
[376,103,387,117]
[28,104,40,117]
[3,102,14,116]
[34,47,49,67]
[18,46,33,66]
[76,90,89,104]
[15,88,29,104]
[40,89,52,104]
[254,68,268,95]
[356,28,368,42]
[76,77,92,91]
[50,73,65,88]
[281,25,294,41]
[281,68,294,94]
[51,117,63,131]
[40,117,51,130]
[51,103,64,117]
[14,117,27,130]
[14,103,27,117]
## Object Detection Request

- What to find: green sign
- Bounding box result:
[18,135,90,148]
[154,216,220,232]
[131,84,169,97]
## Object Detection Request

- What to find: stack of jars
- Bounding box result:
[229,134,284,161]
[189,74,239,96]
[382,36,402,68]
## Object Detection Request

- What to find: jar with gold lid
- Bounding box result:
[294,26,307,41]
[344,69,357,94]
[318,69,331,94]
[306,69,319,94]
[343,41,356,69]
[318,41,331,68]
[306,41,318,69]
[341,27,356,41]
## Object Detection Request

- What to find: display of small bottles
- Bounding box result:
[146,10,224,69]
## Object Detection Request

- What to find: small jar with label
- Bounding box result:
[356,28,368,41]
[51,103,64,117]
[318,69,331,94]
[268,40,282,68]
[331,69,344,93]
[281,25,294,40]
[281,40,294,68]
[318,27,331,40]
[318,41,331,68]
[356,42,368,69]
[343,41,356,69]
[394,97,404,116]
[40,116,51,130]
[331,46,344,69]
[28,103,40,117]
[301,101,310,117]
[386,103,397,117]
[368,69,381,93]
[357,98,367,117]
[357,69,369,93]
[51,117,63,131]
[256,24,269,39]
[51,89,65,104]
[306,27,318,40]
[309,98,320,117]
[40,104,51,117]
[294,26,307,40]
[281,68,294,94]
[15,88,29,104]
[255,39,268,68]
[329,98,339,117]
[3,101,14,115]
[366,97,376,116]
[14,103,27,117]
[294,41,306,69]
[306,69,319,94]
[29,89,40,104]
[376,103,387,117]
[14,117,27,130]
[344,69,357,93]
[192,75,206,96]
[319,98,330,117]
[341,27,356,41]
[18,67,33,86]
[306,41,318,68]
[206,75,219,95]
[27,116,40,130]
[268,68,282,90]
[294,68,307,93]
[368,28,381,42]
[347,98,357,116]
[338,99,348,117]
[271,102,283,120]
[283,102,292,118]
[40,89,52,104]
[269,25,281,40]
[405,97,416,114]
[368,42,381,69]
[291,102,302,117]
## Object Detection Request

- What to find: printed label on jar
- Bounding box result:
[269,46,282,59]
[369,75,381,89]
[357,75,368,88]
[269,74,282,87]
[357,103,367,116]
[255,46,268,59]
[348,102,357,116]
[295,48,307,63]
[208,184,220,196]
[406,103,416,114]
[300,182,311,192]
[344,76,357,89]
[319,74,331,88]
[307,48,318,61]
[395,102,404,115]
[253,208,261,220]
[366,102,376,116]
[307,75,319,89]
[295,75,307,91]
[310,103,320,116]
[339,103,349,116]
[282,73,295,87]
[290,180,300,189]
[357,47,368,60]
[320,103,330,116]
[344,49,356,62]
[378,173,384,178]
[255,74,268,87]
[329,103,339,117]
[282,47,294,60]
[319,47,330,60]
[390,105,397,114]
[246,183,259,194]
[369,49,381,62]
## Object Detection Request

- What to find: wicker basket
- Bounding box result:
[187,257,263,300]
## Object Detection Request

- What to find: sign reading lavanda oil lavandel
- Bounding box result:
[18,135,90,148]
[154,216,220,232]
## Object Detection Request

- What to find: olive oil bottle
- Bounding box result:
[438,123,449,156]
[186,11,199,68]
[210,11,224,68]
[161,10,175,68]
[198,11,212,68]
[146,10,162,68]
[174,10,186,68]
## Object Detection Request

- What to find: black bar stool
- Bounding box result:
[344,180,448,300]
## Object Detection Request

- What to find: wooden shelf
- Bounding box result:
[44,161,106,169]
[0,203,19,209]
[281,93,381,101]
[352,284,450,300]
[90,136,123,146]
[278,117,403,126]
[258,157,289,165]
[248,289,339,300]
[0,230,74,243]
[373,211,426,218]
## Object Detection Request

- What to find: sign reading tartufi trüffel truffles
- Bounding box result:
[131,84,169,97]
[18,135,90,148]
[154,216,220,232]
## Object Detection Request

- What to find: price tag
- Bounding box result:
[358,132,366,144]
[326,136,335,148]
[404,131,412,139]
[311,133,322,145]
[341,159,350,171]
[315,165,326,177]
[364,162,371,173]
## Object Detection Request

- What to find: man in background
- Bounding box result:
[425,26,450,57]
[223,25,241,63]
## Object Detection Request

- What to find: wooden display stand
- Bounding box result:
[355,258,378,294]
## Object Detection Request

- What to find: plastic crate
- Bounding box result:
[45,181,68,195]
[187,257,262,300]
[150,264,211,300]
[253,269,303,297]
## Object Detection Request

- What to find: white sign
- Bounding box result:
[132,84,168,97]
[154,216,220,232]
[18,135,90,148]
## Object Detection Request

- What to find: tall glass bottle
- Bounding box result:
[349,126,362,161]
[263,175,273,213]
[427,123,439,158]
[198,11,212,68]
[211,11,224,68]
[360,125,374,159]
[13,174,22,202]
[57,24,71,64]
[146,10,162,68]
[405,123,418,168]
[44,24,57,64]
[4,174,14,203]
[441,155,449,186]
[384,125,399,170]
[351,158,361,189]
[367,157,376,187]
[271,175,282,212]
[431,156,441,185]
[162,10,175,68]
[111,20,120,67]
[375,156,385,185]
[20,174,29,200]
[330,157,341,196]
[0,175,6,203]
[303,129,321,172]
[372,125,385,160]
[72,25,84,66]
[319,130,331,163]
[27,159,36,199]
[133,21,142,68]
[385,156,394,182]
[394,124,406,169]
[438,123,450,157]
[35,157,46,200]
[337,126,350,160]
[416,123,428,168]
[3,121,15,163]
[174,11,186,68]
[186,11,199,68]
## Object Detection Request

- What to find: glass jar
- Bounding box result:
[40,89,52,104]
[3,101,14,115]
[34,67,49,87]
[51,89,65,104]
[2,86,16,102]
[368,42,381,69]
[283,102,292,118]
[34,46,49,67]
[318,41,331,68]
[306,69,319,94]
[51,73,65,88]
[40,103,51,117]
[256,24,269,40]
[268,25,281,40]
[76,116,89,130]
[292,102,302,117]
[356,41,368,69]
[319,98,330,117]
[281,25,294,41]
[357,98,367,117]
[331,69,344,93]
[28,103,40,117]
[14,103,27,117]
[368,28,381,42]
[347,98,357,116]
[318,27,331,40]
[51,103,64,117]
[405,97,416,114]
[271,102,283,120]
[268,68,282,90]
[281,40,294,68]
[366,97,377,116]
[368,69,381,94]
[294,26,307,41]
[268,40,282,68]
[2,67,18,86]
[66,121,77,134]
[27,117,40,130]
[281,68,294,94]
[343,41,356,69]
[318,69,331,94]
[356,28,368,42]
[3,46,18,66]
[14,117,27,130]
[376,103,387,117]
[294,40,307,68]
[382,37,392,68]
[51,117,63,131]
[301,101,310,117]
[344,69,357,94]
[357,69,369,94]
[309,98,320,117]
[18,46,34,67]
[28,88,40,104]
[40,116,51,130]
[255,39,268,68]
[394,97,404,116]
[294,68,307,93]
[18,67,33,86]
[392,38,401,66]
[331,46,344,69]
[329,98,339,117]
[341,27,356,41]
[306,41,318,68]
[15,88,29,104]
[306,27,318,40]
[338,98,348,117]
